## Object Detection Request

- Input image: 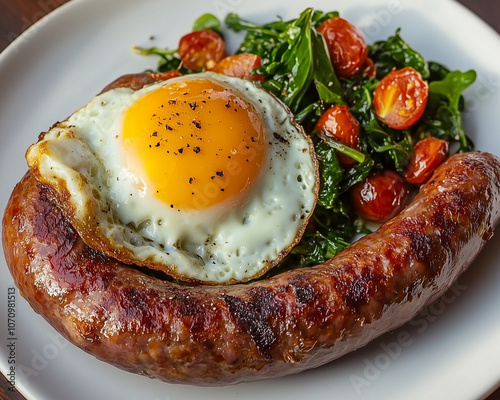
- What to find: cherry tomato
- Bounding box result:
[212,54,263,81]
[178,29,225,71]
[150,70,182,81]
[362,57,377,79]
[404,137,449,185]
[373,67,429,130]
[318,17,368,78]
[350,170,409,223]
[315,105,360,168]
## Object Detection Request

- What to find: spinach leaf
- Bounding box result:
[365,120,413,171]
[276,8,316,111]
[294,101,323,125]
[192,13,221,32]
[315,142,343,209]
[261,229,349,274]
[270,200,355,272]
[417,70,476,152]
[225,13,287,60]
[310,25,343,99]
[427,61,450,82]
[192,13,225,39]
[314,81,344,105]
[289,230,350,268]
[225,12,285,35]
[132,46,183,72]
[311,10,339,27]
[370,28,429,79]
[226,11,311,110]
[430,70,476,110]
[339,156,374,193]
[317,132,367,164]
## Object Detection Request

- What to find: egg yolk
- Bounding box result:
[122,77,266,210]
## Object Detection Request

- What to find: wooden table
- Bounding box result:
[1,0,499,399]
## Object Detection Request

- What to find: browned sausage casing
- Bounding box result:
[3,150,500,386]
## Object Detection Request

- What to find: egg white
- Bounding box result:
[26,72,318,284]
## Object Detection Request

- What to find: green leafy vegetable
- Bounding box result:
[290,230,350,268]
[338,157,375,193]
[276,9,316,111]
[192,13,221,32]
[311,10,340,27]
[419,70,476,152]
[427,61,451,81]
[310,26,342,98]
[226,9,343,113]
[227,9,317,111]
[132,46,182,72]
[315,142,343,209]
[370,28,429,79]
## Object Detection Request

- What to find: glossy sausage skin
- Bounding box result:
[3,151,500,385]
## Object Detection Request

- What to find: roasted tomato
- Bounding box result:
[212,54,263,80]
[362,57,377,79]
[178,29,225,71]
[350,170,409,223]
[315,105,360,168]
[318,17,368,78]
[404,137,449,185]
[373,67,428,130]
[149,70,182,81]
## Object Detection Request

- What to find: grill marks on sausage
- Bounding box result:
[222,278,323,356]
[289,276,315,304]
[170,290,215,337]
[431,189,471,251]
[111,287,163,332]
[222,288,279,356]
[427,157,488,251]
[393,217,433,265]
[330,262,384,312]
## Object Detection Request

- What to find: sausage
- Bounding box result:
[98,72,180,93]
[3,151,500,386]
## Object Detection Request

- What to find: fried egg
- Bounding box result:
[26,72,319,284]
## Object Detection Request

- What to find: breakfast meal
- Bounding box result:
[3,8,500,386]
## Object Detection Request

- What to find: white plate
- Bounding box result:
[1,0,500,399]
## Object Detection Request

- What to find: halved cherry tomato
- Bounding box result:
[373,67,429,130]
[404,137,449,185]
[178,29,225,71]
[350,170,409,223]
[212,54,263,81]
[315,105,360,168]
[318,17,368,78]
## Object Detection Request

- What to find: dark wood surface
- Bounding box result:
[1,0,499,399]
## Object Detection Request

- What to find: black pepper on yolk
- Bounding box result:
[122,77,267,210]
